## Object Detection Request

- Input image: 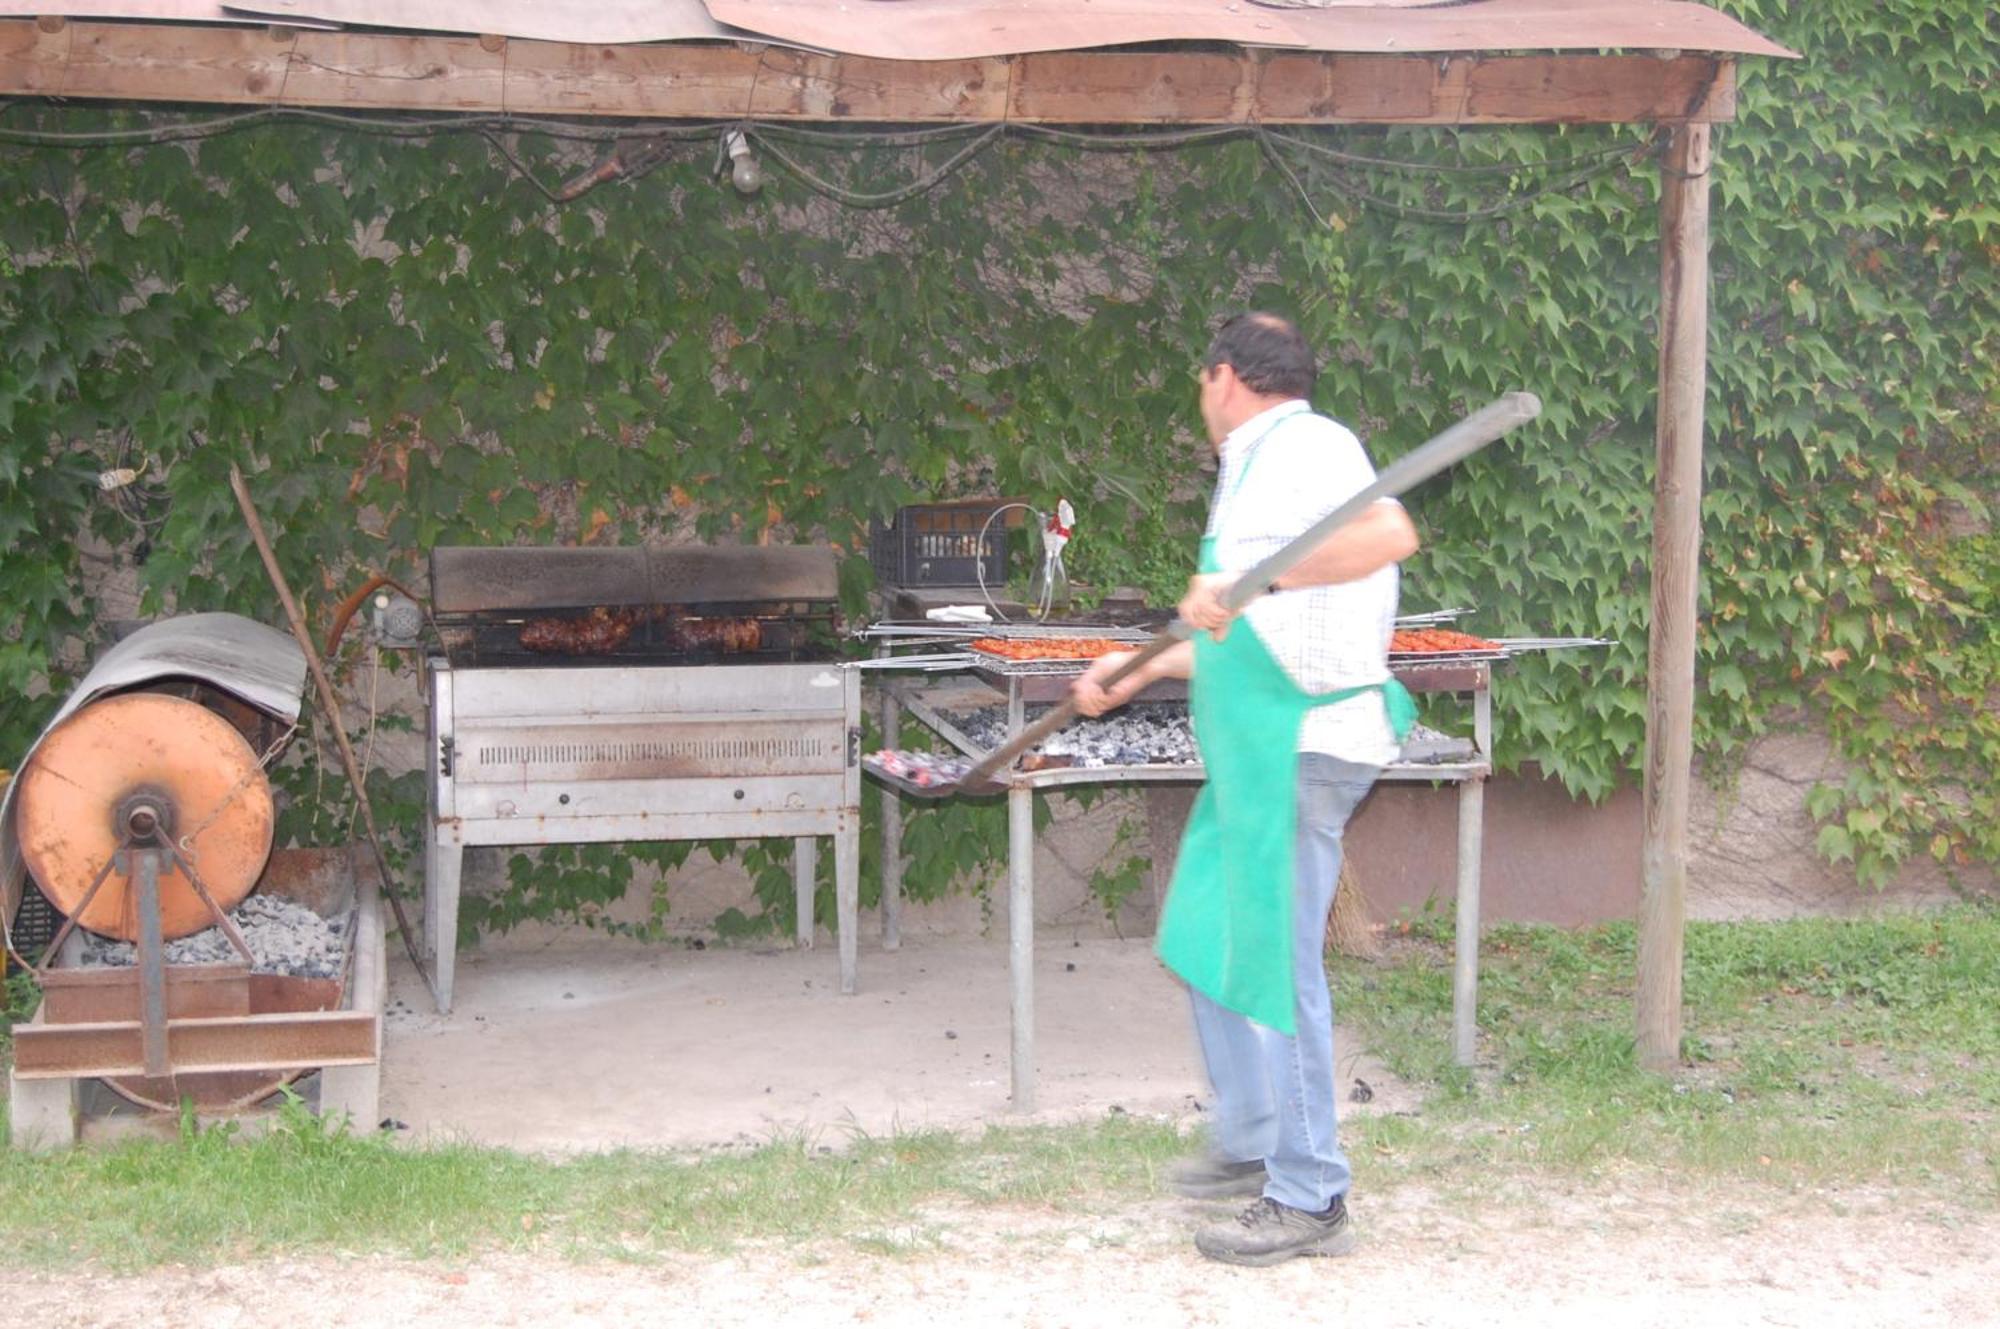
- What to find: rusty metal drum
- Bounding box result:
[13,692,275,941]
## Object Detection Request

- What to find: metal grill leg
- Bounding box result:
[793,836,818,949]
[426,827,463,1014]
[836,817,859,995]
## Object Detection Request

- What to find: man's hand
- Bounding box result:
[1072,649,1144,717]
[1178,572,1241,641]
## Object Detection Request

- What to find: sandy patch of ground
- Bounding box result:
[364,933,1420,1152]
[9,1179,1992,1329]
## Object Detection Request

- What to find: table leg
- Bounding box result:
[879,687,903,951]
[1452,776,1485,1067]
[836,814,859,995]
[1009,782,1036,1114]
[794,836,818,949]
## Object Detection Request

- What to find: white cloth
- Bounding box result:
[1204,400,1401,765]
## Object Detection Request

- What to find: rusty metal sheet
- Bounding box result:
[41,963,253,1023]
[255,844,365,918]
[0,2,331,25]
[703,0,1797,60]
[430,544,839,613]
[12,1009,378,1078]
[222,0,838,50]
[0,1,1800,59]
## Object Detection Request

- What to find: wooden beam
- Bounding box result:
[1636,122,1713,1071]
[0,21,1736,124]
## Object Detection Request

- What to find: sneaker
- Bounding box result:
[1194,1195,1356,1266]
[1166,1154,1268,1199]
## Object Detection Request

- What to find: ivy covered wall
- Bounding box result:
[1,0,1993,924]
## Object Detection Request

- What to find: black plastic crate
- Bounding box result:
[869,499,1023,588]
[8,877,60,964]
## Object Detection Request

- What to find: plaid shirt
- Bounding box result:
[1205,400,1401,765]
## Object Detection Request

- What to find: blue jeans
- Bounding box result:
[1188,752,1380,1211]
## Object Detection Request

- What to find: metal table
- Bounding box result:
[872,657,1493,1111]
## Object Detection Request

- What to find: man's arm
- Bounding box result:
[1179,500,1417,635]
[1071,640,1194,717]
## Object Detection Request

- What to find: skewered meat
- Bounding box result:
[670,617,763,654]
[520,606,637,654]
[1390,628,1499,654]
[969,636,1135,662]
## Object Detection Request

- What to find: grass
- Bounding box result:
[1,903,1995,1270]
[1333,901,2000,1199]
[0,1098,1187,1271]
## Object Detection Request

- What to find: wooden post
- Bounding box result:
[1637,122,1712,1070]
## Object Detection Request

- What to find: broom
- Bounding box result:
[1327,854,1381,959]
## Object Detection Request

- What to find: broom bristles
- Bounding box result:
[1327,853,1381,959]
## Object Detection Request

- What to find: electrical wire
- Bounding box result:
[1261,126,1654,176]
[971,501,1068,625]
[748,123,1006,208]
[0,101,1658,223]
[1255,125,1653,225]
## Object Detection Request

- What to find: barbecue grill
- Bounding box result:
[859,613,1607,1107]
[423,545,862,1013]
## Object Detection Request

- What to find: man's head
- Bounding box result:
[1198,312,1316,446]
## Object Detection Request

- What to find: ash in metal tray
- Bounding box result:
[869,749,975,787]
[79,894,352,980]
[956,703,1199,769]
[946,708,1471,770]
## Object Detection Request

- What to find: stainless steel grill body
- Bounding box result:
[424,656,862,1012]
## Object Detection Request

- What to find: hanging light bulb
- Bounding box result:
[723,128,763,195]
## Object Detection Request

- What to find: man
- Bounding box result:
[1073,312,1417,1266]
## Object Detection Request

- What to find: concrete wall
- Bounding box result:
[44,549,1994,948]
[475,721,1992,959]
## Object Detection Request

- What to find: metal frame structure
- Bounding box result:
[0,0,1796,1072]
[8,846,386,1150]
[424,656,863,1012]
[879,659,1494,1111]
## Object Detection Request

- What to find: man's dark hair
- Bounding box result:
[1203,312,1316,400]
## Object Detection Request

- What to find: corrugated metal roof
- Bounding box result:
[0,1,330,26]
[219,0,753,46]
[4,0,1797,59]
[704,0,1796,61]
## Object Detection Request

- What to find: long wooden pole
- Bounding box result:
[1637,123,1712,1070]
[228,465,435,993]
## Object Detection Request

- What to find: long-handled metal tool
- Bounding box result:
[867,391,1542,798]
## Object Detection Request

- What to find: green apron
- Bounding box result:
[1155,541,1416,1036]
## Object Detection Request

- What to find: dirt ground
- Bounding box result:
[25,932,1998,1327]
[9,1178,1995,1328]
[369,931,1420,1150]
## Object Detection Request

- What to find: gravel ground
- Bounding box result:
[79,894,352,979]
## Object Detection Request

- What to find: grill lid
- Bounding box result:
[431,545,839,614]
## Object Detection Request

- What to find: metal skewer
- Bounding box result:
[868,392,1543,798]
